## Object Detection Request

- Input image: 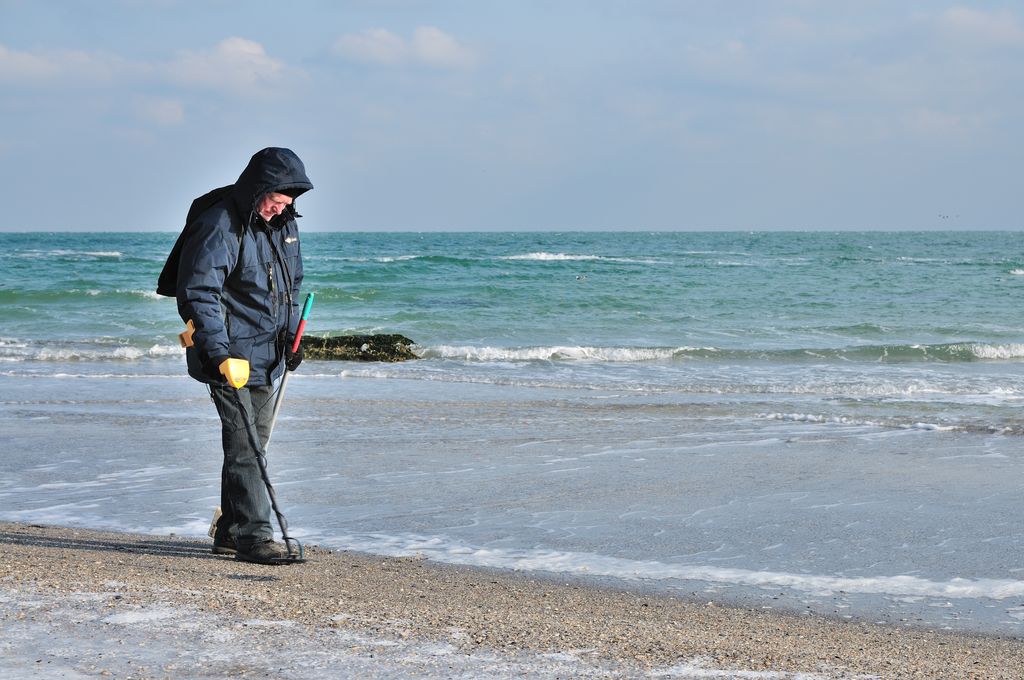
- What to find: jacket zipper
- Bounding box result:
[268,262,278,319]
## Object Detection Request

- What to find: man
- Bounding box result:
[175,147,313,565]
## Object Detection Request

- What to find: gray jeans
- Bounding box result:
[209,383,278,550]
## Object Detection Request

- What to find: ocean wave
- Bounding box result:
[499,252,665,264]
[318,531,1024,601]
[309,254,424,263]
[418,342,1024,364]
[65,288,166,299]
[421,344,693,362]
[16,249,124,259]
[327,367,1024,413]
[964,343,1024,359]
[0,288,166,302]
[0,339,182,362]
[44,346,146,361]
[682,250,751,257]
[6,337,1023,367]
[758,413,960,432]
[778,342,1024,362]
[117,288,164,300]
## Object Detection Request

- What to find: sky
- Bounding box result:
[1,1,1022,232]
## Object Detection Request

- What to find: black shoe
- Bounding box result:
[211,534,236,555]
[235,540,288,565]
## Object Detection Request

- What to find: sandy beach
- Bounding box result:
[2,522,1022,679]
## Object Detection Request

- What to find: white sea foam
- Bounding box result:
[759,413,880,427]
[307,254,423,263]
[119,288,164,300]
[321,531,1024,601]
[500,252,665,264]
[147,343,185,357]
[0,342,182,362]
[423,344,695,362]
[37,346,147,361]
[683,250,751,257]
[407,341,1024,367]
[103,606,181,625]
[906,422,959,431]
[651,660,828,679]
[758,413,958,431]
[2,589,812,680]
[82,251,123,258]
[960,343,1024,359]
[34,346,135,361]
[2,371,186,380]
[16,249,124,259]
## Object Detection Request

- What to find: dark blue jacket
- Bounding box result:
[176,148,313,386]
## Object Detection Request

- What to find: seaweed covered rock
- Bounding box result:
[302,334,418,362]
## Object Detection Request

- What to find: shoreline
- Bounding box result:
[2,522,1023,678]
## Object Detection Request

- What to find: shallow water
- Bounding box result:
[3,364,1023,636]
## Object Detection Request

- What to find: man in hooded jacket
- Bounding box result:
[175,147,313,564]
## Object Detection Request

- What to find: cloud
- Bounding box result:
[332,26,476,69]
[166,37,299,93]
[0,43,59,81]
[410,26,477,68]
[938,7,1024,46]
[684,39,748,77]
[0,43,129,84]
[901,107,990,142]
[333,28,407,65]
[0,36,302,97]
[133,96,184,126]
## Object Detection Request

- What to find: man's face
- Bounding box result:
[258,192,294,221]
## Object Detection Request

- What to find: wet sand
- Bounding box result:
[2,521,1022,679]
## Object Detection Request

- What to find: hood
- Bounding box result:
[231,147,314,221]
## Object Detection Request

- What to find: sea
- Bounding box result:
[3,230,1024,639]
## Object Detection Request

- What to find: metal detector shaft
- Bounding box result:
[266,292,314,448]
[252,433,300,558]
[266,371,290,450]
[244,292,315,561]
[232,388,304,562]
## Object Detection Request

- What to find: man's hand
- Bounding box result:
[286,342,303,371]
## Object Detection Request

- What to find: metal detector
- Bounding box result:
[227,292,315,565]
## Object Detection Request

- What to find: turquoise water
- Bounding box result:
[4,230,1024,429]
[5,230,1024,350]
[4,231,1024,636]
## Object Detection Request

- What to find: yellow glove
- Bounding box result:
[219,358,250,389]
